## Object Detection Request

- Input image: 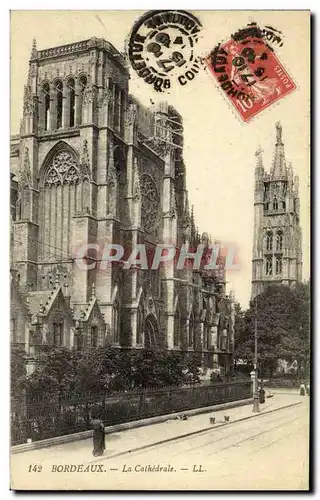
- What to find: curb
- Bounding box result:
[87,400,303,464]
[11,398,252,454]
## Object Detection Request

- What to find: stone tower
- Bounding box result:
[251,122,302,299]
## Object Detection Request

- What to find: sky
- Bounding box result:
[10,10,310,308]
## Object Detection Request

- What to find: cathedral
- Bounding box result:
[10,37,235,374]
[251,122,302,299]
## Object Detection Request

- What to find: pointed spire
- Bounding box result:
[18,147,32,191]
[255,145,263,169]
[183,196,190,226]
[196,227,201,244]
[271,121,287,180]
[276,121,283,144]
[23,80,33,116]
[191,205,195,227]
[190,205,196,244]
[30,38,37,60]
[287,161,293,182]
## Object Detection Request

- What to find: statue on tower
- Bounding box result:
[276,121,283,144]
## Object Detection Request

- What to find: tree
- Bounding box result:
[233,302,248,364]
[16,341,212,402]
[236,282,310,378]
[129,349,186,388]
[24,346,79,397]
[11,345,27,397]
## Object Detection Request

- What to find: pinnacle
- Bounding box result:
[30,38,38,59]
[271,122,287,180]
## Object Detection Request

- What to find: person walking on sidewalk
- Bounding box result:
[90,411,106,457]
[259,383,265,404]
[300,382,306,396]
[306,383,310,396]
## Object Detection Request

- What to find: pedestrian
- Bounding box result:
[259,383,265,404]
[300,382,306,396]
[90,411,106,457]
[306,383,310,396]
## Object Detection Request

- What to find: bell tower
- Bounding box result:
[251,122,302,299]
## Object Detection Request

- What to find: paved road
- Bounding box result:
[108,401,309,490]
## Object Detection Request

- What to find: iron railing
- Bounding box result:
[11,379,251,445]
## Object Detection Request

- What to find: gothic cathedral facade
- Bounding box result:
[251,122,302,299]
[10,38,235,374]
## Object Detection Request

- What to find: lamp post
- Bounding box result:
[252,296,260,412]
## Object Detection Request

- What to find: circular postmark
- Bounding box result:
[127,10,202,93]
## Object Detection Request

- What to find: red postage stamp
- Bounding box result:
[205,27,296,122]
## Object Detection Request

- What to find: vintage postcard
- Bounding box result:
[10,10,310,491]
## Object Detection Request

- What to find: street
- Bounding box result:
[11,392,309,490]
[111,400,309,490]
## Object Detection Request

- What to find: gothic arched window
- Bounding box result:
[40,146,84,260]
[276,230,283,251]
[68,78,75,127]
[265,256,272,276]
[43,83,50,131]
[107,78,114,125]
[203,313,209,350]
[220,327,227,351]
[120,89,126,136]
[75,332,83,351]
[112,300,120,344]
[273,197,278,210]
[174,308,180,347]
[79,75,87,125]
[55,80,63,129]
[144,315,159,349]
[266,230,273,251]
[188,312,195,347]
[275,256,282,275]
[10,317,16,344]
[137,305,144,345]
[91,326,98,347]
[114,84,120,132]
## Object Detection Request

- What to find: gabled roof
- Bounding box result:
[73,292,105,325]
[27,286,72,323]
[27,290,57,318]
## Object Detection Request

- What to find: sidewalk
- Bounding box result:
[11,392,304,472]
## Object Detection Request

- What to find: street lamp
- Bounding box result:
[252,296,260,413]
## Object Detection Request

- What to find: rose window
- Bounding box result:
[140,174,159,233]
